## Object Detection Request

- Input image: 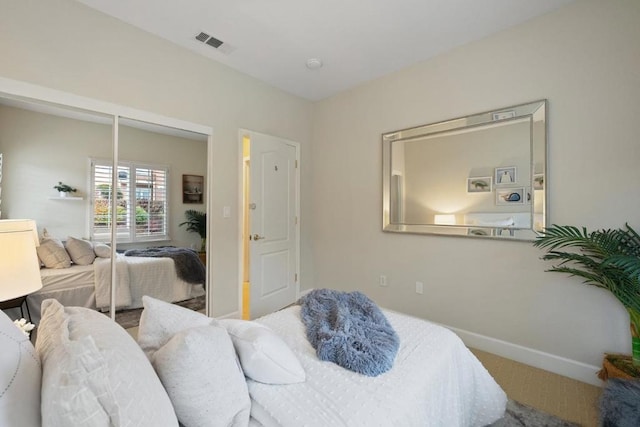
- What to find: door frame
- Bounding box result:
[237,129,301,318]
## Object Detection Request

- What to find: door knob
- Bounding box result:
[252,234,265,241]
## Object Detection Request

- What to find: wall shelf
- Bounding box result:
[48,196,83,200]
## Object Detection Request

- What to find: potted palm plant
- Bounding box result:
[533,224,640,373]
[179,209,206,252]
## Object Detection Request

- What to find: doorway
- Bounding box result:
[240,130,300,319]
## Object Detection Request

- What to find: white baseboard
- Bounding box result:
[216,310,241,320]
[447,325,603,387]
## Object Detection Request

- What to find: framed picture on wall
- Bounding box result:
[496,187,525,205]
[495,166,517,186]
[466,176,492,193]
[182,174,204,204]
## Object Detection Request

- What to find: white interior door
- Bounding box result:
[248,132,299,318]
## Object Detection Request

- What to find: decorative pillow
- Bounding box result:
[137,295,218,359]
[0,310,41,427]
[64,236,96,265]
[36,299,178,427]
[92,243,111,258]
[219,319,306,384]
[152,325,251,427]
[36,234,71,269]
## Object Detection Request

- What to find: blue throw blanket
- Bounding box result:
[299,289,400,377]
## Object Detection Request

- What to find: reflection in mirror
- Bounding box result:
[0,94,210,328]
[113,117,208,322]
[0,96,116,321]
[383,100,546,240]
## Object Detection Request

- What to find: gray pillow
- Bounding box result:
[65,236,96,265]
[92,243,111,258]
[37,236,71,269]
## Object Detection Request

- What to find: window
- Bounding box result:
[91,159,169,243]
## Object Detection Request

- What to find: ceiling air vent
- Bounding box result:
[194,31,235,55]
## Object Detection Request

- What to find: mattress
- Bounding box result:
[249,305,507,427]
[40,264,95,292]
[26,256,204,324]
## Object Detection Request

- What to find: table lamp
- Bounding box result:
[0,220,42,319]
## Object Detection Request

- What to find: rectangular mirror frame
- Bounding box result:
[382,100,547,241]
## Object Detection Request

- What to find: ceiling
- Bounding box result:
[76,0,574,101]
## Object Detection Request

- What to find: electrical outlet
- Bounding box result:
[379,275,387,287]
[415,281,424,294]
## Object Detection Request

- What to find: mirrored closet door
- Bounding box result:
[0,77,212,326]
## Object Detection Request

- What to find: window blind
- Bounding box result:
[91,159,169,243]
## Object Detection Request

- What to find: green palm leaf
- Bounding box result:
[534,223,640,313]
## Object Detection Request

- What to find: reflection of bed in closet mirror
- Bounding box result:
[0,80,211,325]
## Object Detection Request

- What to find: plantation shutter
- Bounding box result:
[91,160,114,241]
[90,159,169,242]
[134,166,168,239]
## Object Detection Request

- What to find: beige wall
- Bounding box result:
[312,0,640,371]
[0,0,314,316]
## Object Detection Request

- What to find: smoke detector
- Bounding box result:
[305,58,323,70]
[195,31,235,55]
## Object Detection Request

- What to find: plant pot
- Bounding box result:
[598,354,639,381]
[59,191,67,197]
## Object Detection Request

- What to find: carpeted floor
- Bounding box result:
[492,400,580,426]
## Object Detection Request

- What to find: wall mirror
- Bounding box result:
[382,100,546,240]
[0,77,212,325]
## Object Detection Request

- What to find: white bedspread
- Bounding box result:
[94,255,132,309]
[94,254,201,310]
[249,306,507,427]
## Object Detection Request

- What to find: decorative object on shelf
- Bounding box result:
[466,176,492,193]
[179,209,207,252]
[0,219,43,322]
[53,181,77,198]
[533,224,640,367]
[182,174,204,204]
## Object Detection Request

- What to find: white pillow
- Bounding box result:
[137,295,218,359]
[152,325,251,427]
[37,235,71,269]
[220,319,306,384]
[36,299,178,427]
[92,243,111,258]
[0,310,41,427]
[65,236,96,265]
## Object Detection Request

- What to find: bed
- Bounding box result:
[1,292,507,427]
[25,253,205,324]
[247,305,507,427]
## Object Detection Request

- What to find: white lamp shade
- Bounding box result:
[0,220,42,301]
